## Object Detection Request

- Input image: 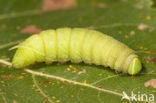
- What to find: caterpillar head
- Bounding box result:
[128,57,142,75]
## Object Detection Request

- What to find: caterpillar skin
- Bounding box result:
[12,28,142,75]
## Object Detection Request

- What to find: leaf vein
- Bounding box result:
[0,10,39,20]
[0,92,7,103]
[32,74,54,103]
[26,69,123,97]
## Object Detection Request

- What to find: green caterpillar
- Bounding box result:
[12,28,142,75]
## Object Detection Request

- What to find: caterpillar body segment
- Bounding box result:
[40,30,57,64]
[70,28,88,63]
[12,28,142,75]
[56,28,72,62]
[81,30,103,64]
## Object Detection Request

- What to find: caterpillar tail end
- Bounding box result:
[128,58,142,75]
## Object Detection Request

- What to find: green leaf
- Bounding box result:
[0,0,156,103]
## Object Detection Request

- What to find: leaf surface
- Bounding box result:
[0,0,156,103]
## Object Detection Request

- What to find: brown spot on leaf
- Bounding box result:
[94,24,100,28]
[148,67,154,70]
[44,80,51,83]
[21,25,42,34]
[78,69,86,75]
[39,80,51,85]
[139,11,147,20]
[3,84,11,87]
[134,4,143,9]
[144,79,156,88]
[130,31,135,36]
[146,50,153,54]
[143,56,156,64]
[40,0,76,13]
[138,23,148,30]
[1,75,13,79]
[98,85,102,89]
[124,35,129,39]
[36,89,40,92]
[78,17,83,22]
[39,81,43,85]
[13,100,18,103]
[153,58,156,63]
[98,3,107,8]
[43,97,49,103]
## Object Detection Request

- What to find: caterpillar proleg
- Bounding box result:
[12,28,142,75]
